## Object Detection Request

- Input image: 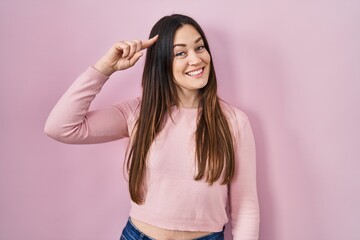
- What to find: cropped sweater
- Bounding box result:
[44,67,260,240]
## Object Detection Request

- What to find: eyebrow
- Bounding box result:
[173,37,203,48]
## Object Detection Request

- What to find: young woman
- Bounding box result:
[44,14,259,240]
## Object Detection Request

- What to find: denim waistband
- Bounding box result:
[120,218,224,240]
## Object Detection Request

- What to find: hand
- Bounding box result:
[93,35,158,76]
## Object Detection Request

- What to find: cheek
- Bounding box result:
[205,52,211,64]
[203,54,211,73]
[200,50,211,65]
[173,60,187,75]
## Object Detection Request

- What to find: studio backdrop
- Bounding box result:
[0,0,359,239]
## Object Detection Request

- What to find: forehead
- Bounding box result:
[173,24,202,44]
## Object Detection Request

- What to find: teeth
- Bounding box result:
[187,68,203,76]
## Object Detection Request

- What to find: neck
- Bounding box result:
[177,89,200,109]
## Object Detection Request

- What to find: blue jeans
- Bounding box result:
[120,218,224,240]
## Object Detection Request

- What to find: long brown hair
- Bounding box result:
[127,14,235,204]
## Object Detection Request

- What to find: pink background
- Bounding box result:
[1,0,359,239]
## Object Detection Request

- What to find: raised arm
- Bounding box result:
[44,36,158,144]
[229,117,260,240]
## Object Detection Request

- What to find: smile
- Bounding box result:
[186,68,205,77]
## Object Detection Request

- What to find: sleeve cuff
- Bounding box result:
[85,66,110,83]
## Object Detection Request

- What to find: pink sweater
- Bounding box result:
[44,67,260,239]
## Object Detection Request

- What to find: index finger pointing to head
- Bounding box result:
[141,35,159,50]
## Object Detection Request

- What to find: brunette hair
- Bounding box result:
[127,14,235,204]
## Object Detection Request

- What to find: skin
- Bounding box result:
[93,28,212,239]
[172,24,211,108]
[93,35,158,76]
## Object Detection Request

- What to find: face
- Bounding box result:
[172,24,211,95]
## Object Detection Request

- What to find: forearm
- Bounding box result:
[230,118,260,240]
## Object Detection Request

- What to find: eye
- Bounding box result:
[175,51,186,57]
[196,45,205,51]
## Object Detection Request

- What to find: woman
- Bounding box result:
[44,14,259,240]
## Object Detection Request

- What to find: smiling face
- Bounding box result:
[172,24,211,99]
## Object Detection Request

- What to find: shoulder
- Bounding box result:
[112,97,141,122]
[111,98,141,131]
[113,97,141,112]
[219,99,249,131]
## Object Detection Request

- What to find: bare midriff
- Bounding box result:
[130,217,212,240]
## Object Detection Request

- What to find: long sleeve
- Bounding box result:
[229,117,260,240]
[44,66,139,144]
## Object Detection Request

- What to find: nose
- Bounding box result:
[188,52,202,66]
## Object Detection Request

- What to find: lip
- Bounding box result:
[185,67,204,74]
[185,67,206,78]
